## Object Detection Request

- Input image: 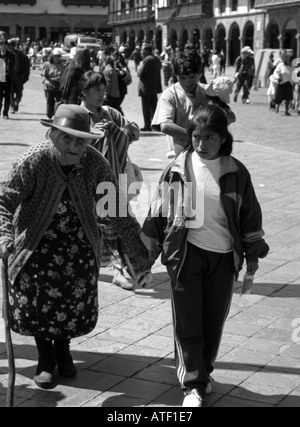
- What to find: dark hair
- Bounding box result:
[79,71,107,93]
[74,48,91,71]
[142,43,153,54]
[172,51,202,76]
[188,105,233,157]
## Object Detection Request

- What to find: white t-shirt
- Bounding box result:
[152,82,209,150]
[187,152,233,254]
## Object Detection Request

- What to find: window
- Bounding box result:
[231,0,238,12]
[219,0,226,14]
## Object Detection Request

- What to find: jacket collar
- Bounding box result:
[170,147,239,182]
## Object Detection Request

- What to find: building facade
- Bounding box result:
[109,0,300,64]
[0,0,111,43]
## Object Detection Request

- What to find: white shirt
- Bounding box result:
[187,152,232,254]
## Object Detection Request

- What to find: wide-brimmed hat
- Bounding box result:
[40,104,104,140]
[206,77,234,104]
[51,47,63,56]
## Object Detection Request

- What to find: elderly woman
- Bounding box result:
[0,104,152,390]
[79,70,140,291]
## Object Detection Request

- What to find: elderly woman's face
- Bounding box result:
[51,130,88,166]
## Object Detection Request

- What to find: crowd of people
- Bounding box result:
[0,34,299,407]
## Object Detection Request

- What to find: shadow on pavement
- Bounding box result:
[234,282,300,298]
[1,344,300,407]
[0,143,31,147]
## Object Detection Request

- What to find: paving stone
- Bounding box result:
[108,377,172,402]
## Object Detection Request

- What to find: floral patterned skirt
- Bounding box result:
[10,190,99,340]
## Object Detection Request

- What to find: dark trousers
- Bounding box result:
[45,90,62,119]
[10,73,25,110]
[171,243,235,395]
[235,76,250,101]
[141,94,158,130]
[0,80,11,116]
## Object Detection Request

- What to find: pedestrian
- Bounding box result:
[60,48,91,105]
[8,39,30,114]
[137,43,162,132]
[152,51,235,160]
[41,48,65,119]
[79,70,141,291]
[131,46,142,72]
[219,49,226,75]
[0,39,14,119]
[114,51,132,114]
[141,104,269,407]
[233,46,255,104]
[211,50,221,79]
[161,46,174,87]
[0,103,152,390]
[102,56,122,113]
[273,50,294,116]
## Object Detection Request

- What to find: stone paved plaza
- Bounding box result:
[0,64,300,407]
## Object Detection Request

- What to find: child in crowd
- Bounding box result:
[151,51,235,161]
[141,104,269,407]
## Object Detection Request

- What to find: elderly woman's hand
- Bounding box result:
[0,242,14,260]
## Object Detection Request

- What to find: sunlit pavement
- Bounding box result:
[0,64,300,407]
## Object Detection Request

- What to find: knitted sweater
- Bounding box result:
[0,141,151,285]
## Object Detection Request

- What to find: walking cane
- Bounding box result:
[1,258,15,407]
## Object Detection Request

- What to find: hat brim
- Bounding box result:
[40,119,104,140]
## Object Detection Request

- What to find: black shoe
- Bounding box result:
[54,340,77,378]
[33,365,56,390]
[3,114,9,119]
[140,127,152,132]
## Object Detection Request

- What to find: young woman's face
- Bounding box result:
[52,130,88,166]
[177,73,199,93]
[192,126,224,160]
[83,84,106,108]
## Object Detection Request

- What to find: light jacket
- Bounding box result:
[141,148,269,291]
[0,141,151,285]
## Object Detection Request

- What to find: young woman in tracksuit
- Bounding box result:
[141,104,269,407]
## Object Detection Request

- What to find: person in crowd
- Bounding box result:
[0,103,152,390]
[152,51,235,160]
[102,56,122,113]
[219,49,226,75]
[69,41,77,60]
[41,48,65,119]
[161,46,174,87]
[60,48,91,105]
[8,39,30,114]
[131,46,142,72]
[273,49,294,116]
[114,51,132,115]
[211,50,221,79]
[79,70,140,291]
[138,43,162,132]
[98,45,115,72]
[141,104,269,407]
[233,46,255,104]
[0,39,14,119]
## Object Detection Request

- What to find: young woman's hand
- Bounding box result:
[94,120,113,133]
[247,262,259,275]
[0,242,14,260]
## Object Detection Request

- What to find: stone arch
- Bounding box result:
[155,26,162,52]
[215,23,226,53]
[202,27,213,50]
[266,21,280,49]
[147,29,154,46]
[129,29,136,51]
[169,28,178,50]
[121,30,127,44]
[283,18,297,55]
[243,20,255,49]
[192,28,201,51]
[229,22,241,65]
[180,28,189,50]
[138,29,145,44]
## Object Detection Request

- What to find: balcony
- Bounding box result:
[255,0,300,8]
[62,0,108,6]
[0,0,36,4]
[157,1,213,22]
[108,6,155,25]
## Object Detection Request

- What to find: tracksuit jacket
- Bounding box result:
[141,148,269,291]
